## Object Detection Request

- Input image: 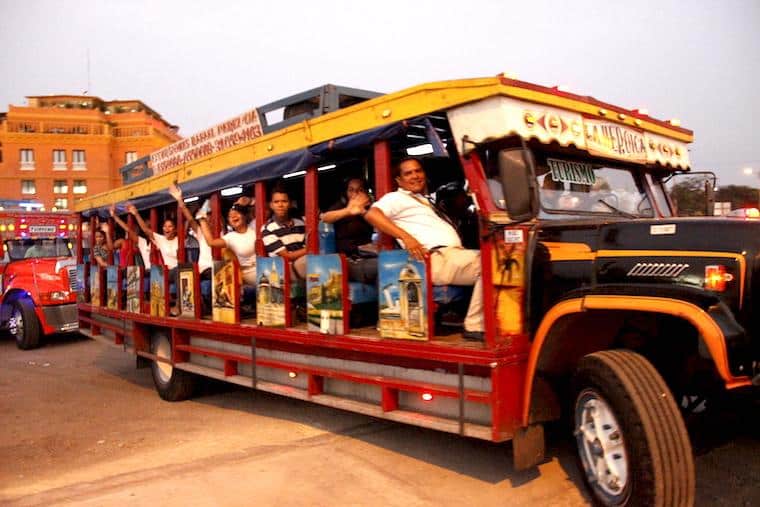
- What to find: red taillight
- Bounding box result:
[704,265,733,292]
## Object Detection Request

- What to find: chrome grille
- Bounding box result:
[67,266,78,292]
[626,262,689,278]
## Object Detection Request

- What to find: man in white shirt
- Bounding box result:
[365,157,484,340]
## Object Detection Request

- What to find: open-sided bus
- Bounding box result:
[74,75,759,506]
[0,211,79,349]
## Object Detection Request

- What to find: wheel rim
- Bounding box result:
[9,307,24,341]
[575,388,629,500]
[154,336,173,384]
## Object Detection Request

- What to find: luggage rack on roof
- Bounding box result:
[258,84,382,134]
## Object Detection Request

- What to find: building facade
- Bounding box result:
[0,95,181,210]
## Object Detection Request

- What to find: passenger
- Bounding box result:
[168,184,215,314]
[92,228,110,267]
[127,203,178,272]
[364,157,484,341]
[261,184,307,279]
[109,204,151,268]
[320,177,377,284]
[127,203,179,314]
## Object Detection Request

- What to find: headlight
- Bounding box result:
[40,291,70,302]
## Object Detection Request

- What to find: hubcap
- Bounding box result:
[575,389,629,498]
[9,307,24,340]
[154,337,173,384]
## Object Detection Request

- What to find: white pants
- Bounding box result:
[430,246,483,333]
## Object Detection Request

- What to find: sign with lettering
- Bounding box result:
[547,158,596,186]
[29,225,56,234]
[151,109,264,175]
[584,119,647,164]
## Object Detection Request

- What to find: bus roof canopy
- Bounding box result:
[76,76,693,216]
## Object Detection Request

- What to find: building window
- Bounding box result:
[20,149,35,170]
[125,151,138,164]
[54,198,68,210]
[21,180,36,194]
[54,180,69,193]
[72,149,86,170]
[53,149,67,170]
[73,179,87,194]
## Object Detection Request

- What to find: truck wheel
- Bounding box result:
[151,333,196,401]
[573,350,694,507]
[10,299,42,350]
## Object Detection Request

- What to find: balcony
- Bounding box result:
[112,126,150,137]
[7,121,105,135]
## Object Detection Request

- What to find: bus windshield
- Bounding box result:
[6,238,73,260]
[535,158,656,218]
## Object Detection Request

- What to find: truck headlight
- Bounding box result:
[41,291,70,302]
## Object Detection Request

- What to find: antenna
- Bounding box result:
[84,48,90,95]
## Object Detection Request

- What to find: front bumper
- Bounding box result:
[41,303,79,332]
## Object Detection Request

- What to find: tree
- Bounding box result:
[669,177,708,216]
[715,185,759,210]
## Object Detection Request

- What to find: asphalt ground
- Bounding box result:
[1,334,758,506]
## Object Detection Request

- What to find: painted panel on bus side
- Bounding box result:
[306,254,344,334]
[492,229,526,336]
[377,251,428,340]
[105,266,120,310]
[212,259,239,324]
[125,266,143,313]
[256,257,287,327]
[178,263,200,319]
[90,266,101,307]
[150,265,167,318]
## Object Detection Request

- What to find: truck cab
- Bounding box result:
[0,213,79,349]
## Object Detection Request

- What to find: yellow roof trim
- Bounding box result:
[76,77,692,211]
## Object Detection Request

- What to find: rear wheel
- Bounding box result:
[151,333,196,401]
[10,299,41,350]
[573,350,694,507]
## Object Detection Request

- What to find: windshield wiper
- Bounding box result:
[597,198,637,218]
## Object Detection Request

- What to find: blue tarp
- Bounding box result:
[84,119,417,217]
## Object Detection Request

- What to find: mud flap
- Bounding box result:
[513,423,545,470]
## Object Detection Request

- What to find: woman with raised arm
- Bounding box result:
[109,204,150,268]
[174,185,258,288]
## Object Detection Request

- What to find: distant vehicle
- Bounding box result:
[0,211,79,349]
[726,207,760,218]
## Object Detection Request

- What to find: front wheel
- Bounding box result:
[573,350,694,506]
[151,333,196,401]
[10,299,42,350]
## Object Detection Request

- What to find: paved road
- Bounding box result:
[0,334,758,506]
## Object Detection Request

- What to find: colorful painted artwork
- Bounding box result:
[90,266,101,307]
[75,264,87,303]
[178,263,199,319]
[105,266,120,310]
[255,256,287,327]
[377,251,429,340]
[125,266,143,313]
[150,265,167,317]
[306,254,346,334]
[212,259,239,324]
[492,228,527,339]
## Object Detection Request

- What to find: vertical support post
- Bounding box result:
[308,374,323,396]
[106,217,115,265]
[89,215,97,265]
[373,140,394,250]
[381,387,398,412]
[305,165,319,254]
[176,200,186,263]
[255,182,267,257]
[210,192,222,260]
[76,215,84,263]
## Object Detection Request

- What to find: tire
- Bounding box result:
[10,299,42,350]
[573,350,694,507]
[151,332,196,401]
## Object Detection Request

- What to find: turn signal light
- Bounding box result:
[704,265,733,292]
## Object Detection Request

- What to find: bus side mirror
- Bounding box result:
[498,147,539,222]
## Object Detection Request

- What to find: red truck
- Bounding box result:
[0,211,79,349]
